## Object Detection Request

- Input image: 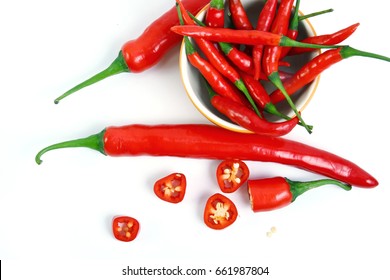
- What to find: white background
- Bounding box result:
[1,0,389,279]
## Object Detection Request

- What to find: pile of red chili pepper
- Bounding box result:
[173,0,390,135]
[37,0,390,240]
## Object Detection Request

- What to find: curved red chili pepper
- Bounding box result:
[205,0,225,28]
[35,124,378,188]
[279,0,301,59]
[228,0,253,30]
[248,177,351,212]
[270,46,390,103]
[206,82,298,136]
[288,23,360,56]
[252,0,277,80]
[54,0,210,104]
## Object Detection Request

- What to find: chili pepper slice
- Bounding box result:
[112,216,140,242]
[154,173,187,203]
[216,159,249,193]
[270,46,390,104]
[247,176,351,212]
[35,124,379,188]
[54,0,209,104]
[204,193,238,229]
[228,0,253,30]
[205,0,225,28]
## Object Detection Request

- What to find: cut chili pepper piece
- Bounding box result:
[216,159,249,193]
[204,193,238,230]
[154,173,187,203]
[248,177,351,212]
[112,216,140,242]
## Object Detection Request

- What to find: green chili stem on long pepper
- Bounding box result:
[340,46,390,61]
[286,178,352,202]
[35,130,106,165]
[54,52,129,104]
[268,72,312,134]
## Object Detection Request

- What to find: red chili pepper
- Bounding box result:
[112,216,140,242]
[176,1,261,115]
[288,23,360,56]
[204,193,238,230]
[228,0,253,30]
[183,36,249,106]
[35,124,378,188]
[216,159,249,193]
[279,0,301,59]
[170,25,339,48]
[247,177,351,212]
[54,0,210,104]
[270,46,390,104]
[205,81,299,136]
[205,0,225,28]
[154,173,187,203]
[252,0,278,80]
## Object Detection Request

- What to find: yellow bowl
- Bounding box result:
[179,0,320,133]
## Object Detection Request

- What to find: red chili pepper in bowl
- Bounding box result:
[270,46,390,104]
[54,0,210,104]
[247,176,351,212]
[216,159,249,193]
[112,216,140,242]
[35,123,378,188]
[204,193,238,230]
[205,0,225,28]
[205,80,299,136]
[228,0,253,30]
[154,173,187,203]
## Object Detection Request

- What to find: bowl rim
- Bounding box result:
[179,3,321,133]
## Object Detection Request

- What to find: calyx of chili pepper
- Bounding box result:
[339,46,390,62]
[35,130,105,164]
[286,178,352,202]
[54,52,129,104]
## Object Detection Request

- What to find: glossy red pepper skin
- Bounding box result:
[154,173,187,203]
[228,0,253,30]
[211,94,299,136]
[121,0,209,73]
[288,23,360,56]
[36,124,378,188]
[204,193,238,230]
[205,0,225,28]
[112,216,140,242]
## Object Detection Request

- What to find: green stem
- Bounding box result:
[264,103,313,130]
[210,0,224,10]
[35,130,106,164]
[287,178,352,202]
[235,79,262,117]
[268,72,312,134]
[280,36,341,49]
[298,8,334,21]
[340,46,390,62]
[289,0,301,32]
[54,52,129,104]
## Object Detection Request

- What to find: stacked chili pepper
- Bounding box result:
[172,0,390,136]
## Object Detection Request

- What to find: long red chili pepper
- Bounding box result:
[288,23,360,56]
[177,0,261,115]
[262,0,312,133]
[228,0,253,30]
[279,0,301,59]
[248,176,351,212]
[252,0,278,80]
[205,81,298,136]
[170,25,339,49]
[205,0,225,28]
[184,36,249,106]
[35,124,378,188]
[270,46,390,103]
[54,0,210,104]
